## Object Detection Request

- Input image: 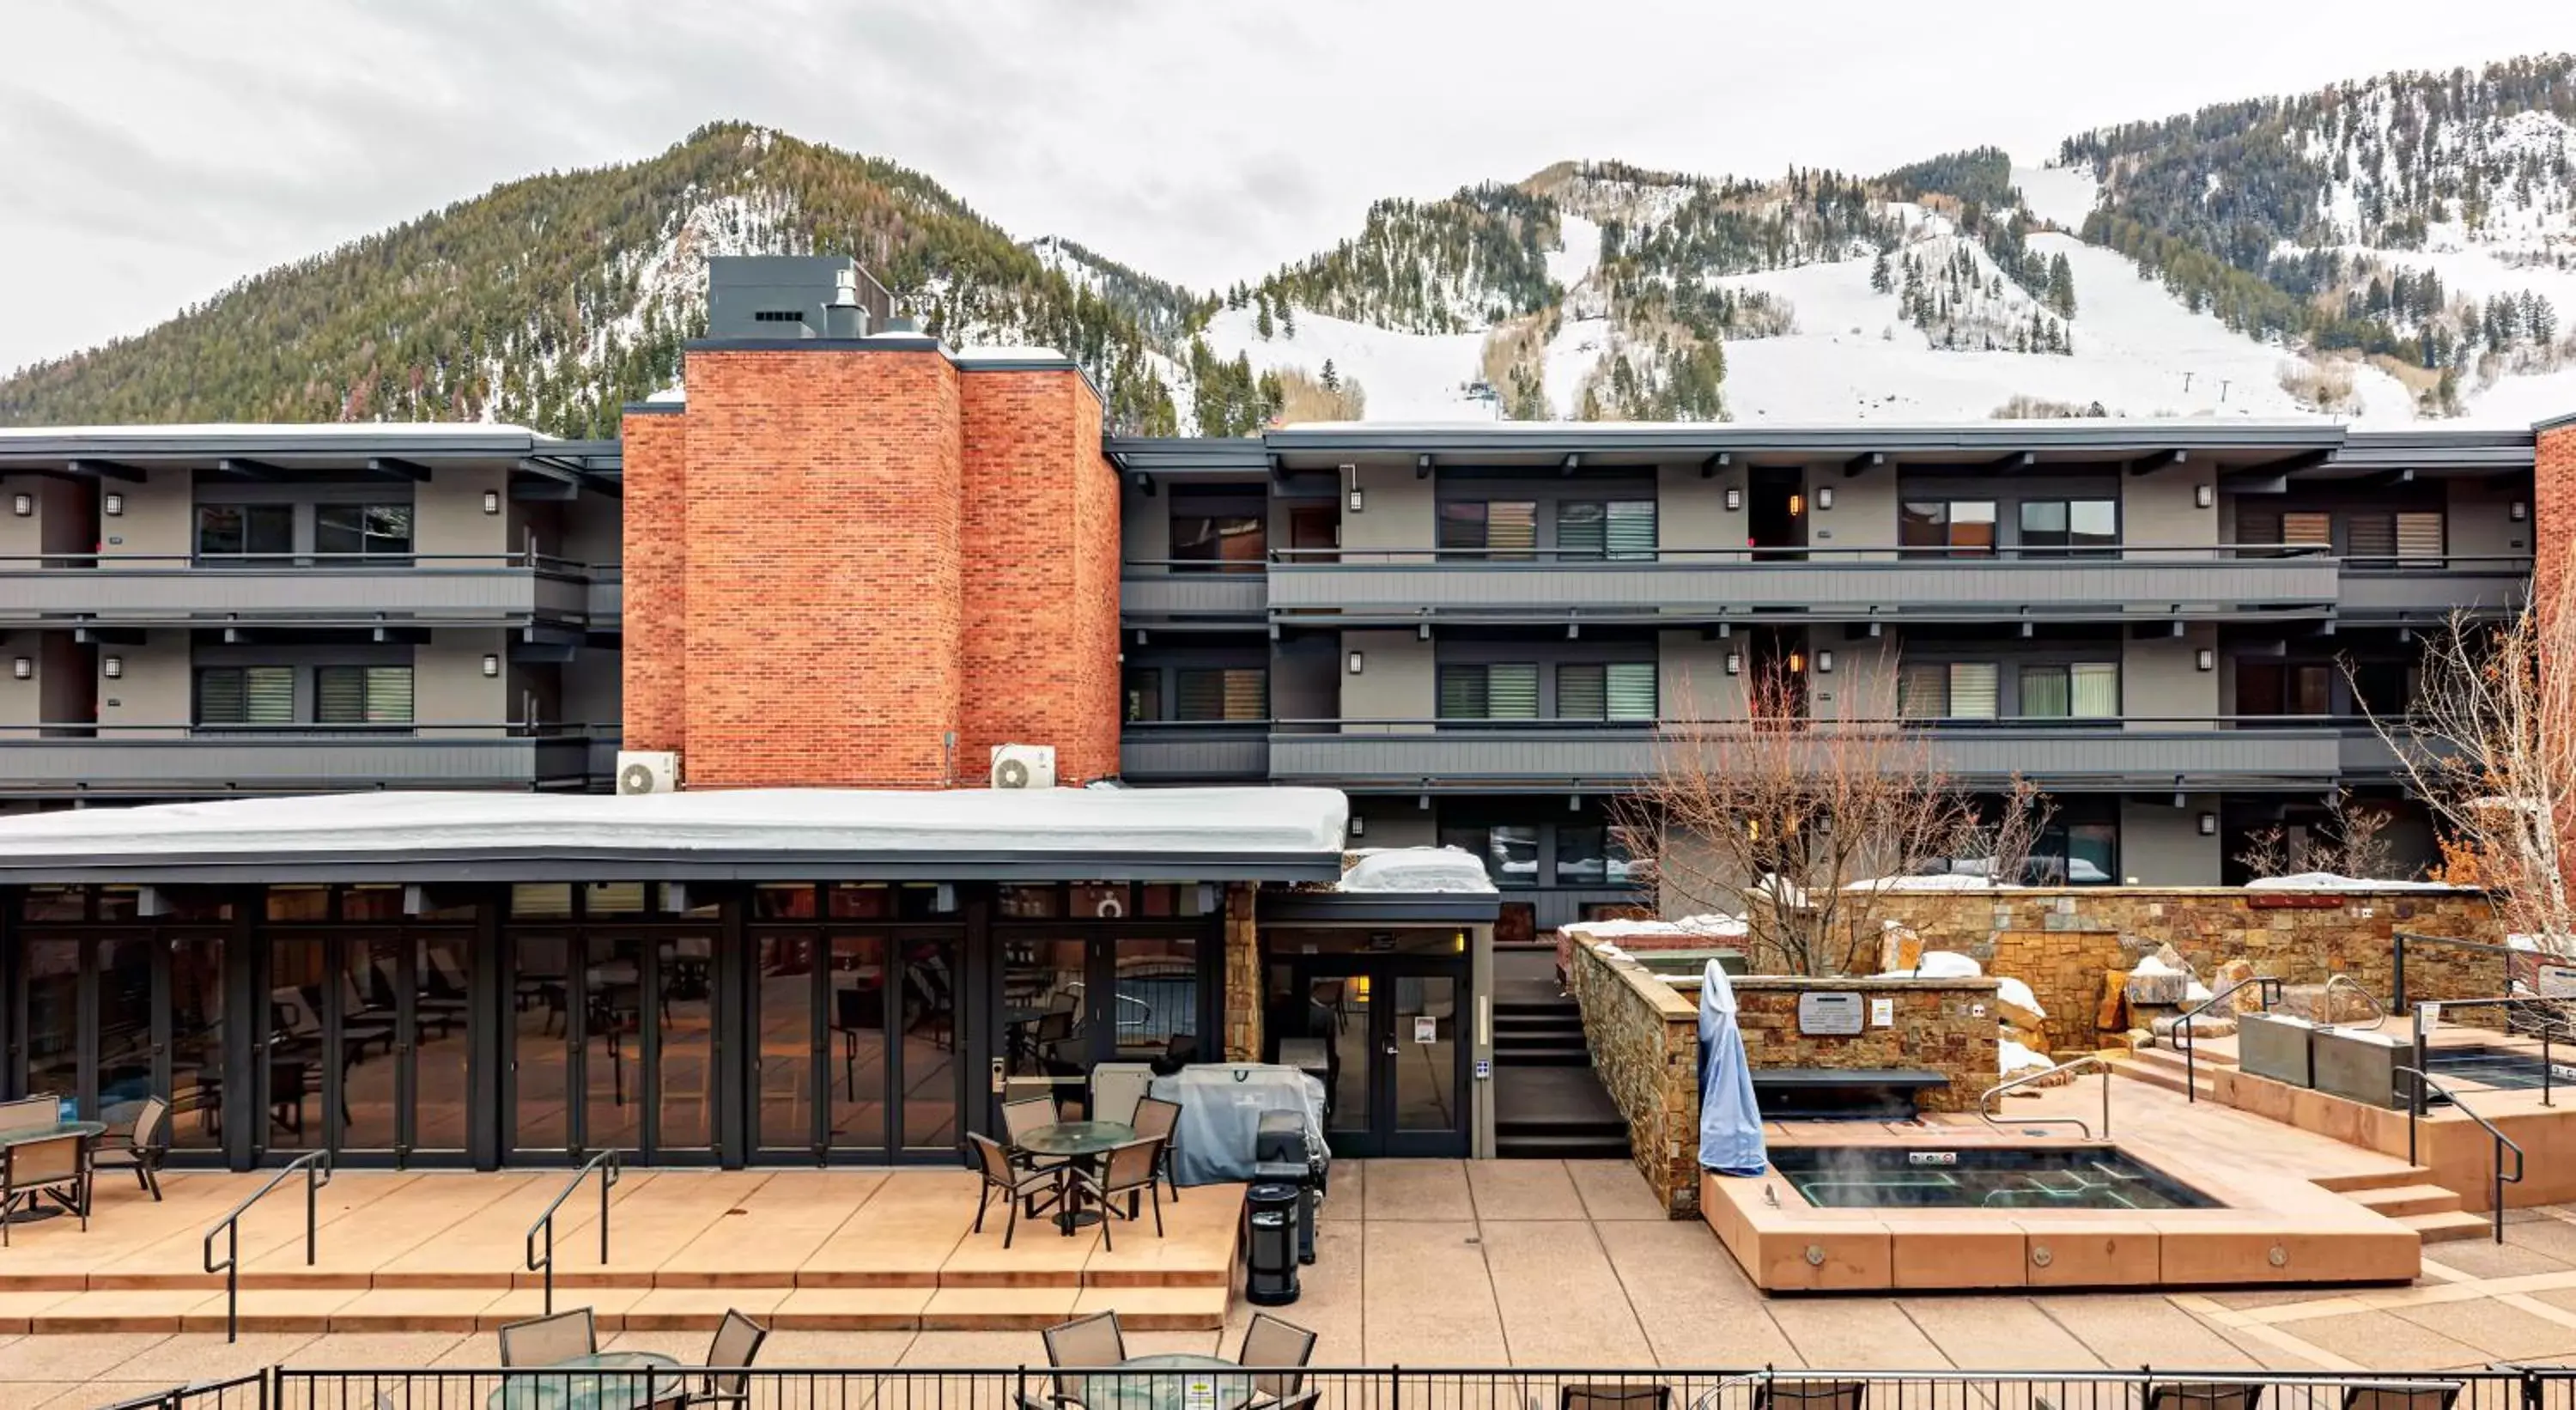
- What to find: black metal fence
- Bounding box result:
[155,1367,2575,1410]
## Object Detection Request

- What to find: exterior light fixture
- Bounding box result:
[1417,623,1431,641]
[1723,488,1742,512]
[102,655,123,679]
[9,658,29,680]
[1789,493,1806,516]
[2512,501,2530,522]
[1817,486,1834,511]
[2196,647,2215,672]
[1816,650,1835,673]
[9,493,30,517]
[1789,650,1807,673]
[2199,812,2219,836]
[1347,487,1364,514]
[482,654,502,678]
[1568,794,1582,811]
[483,489,502,515]
[1724,651,1742,676]
[2194,484,2214,509]
[1349,816,1366,838]
[103,493,124,518]
[1346,650,1365,675]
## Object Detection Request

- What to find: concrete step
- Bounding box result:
[2348,1183,2467,1219]
[2401,1209,2496,1244]
[2129,1043,2237,1074]
[2108,1059,2212,1101]
[1494,1133,1632,1158]
[2313,1165,2443,1194]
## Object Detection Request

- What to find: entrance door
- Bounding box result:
[750,929,963,1163]
[1272,958,1467,1158]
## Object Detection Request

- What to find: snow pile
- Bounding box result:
[2129,952,2187,977]
[1994,976,2046,1018]
[2000,1038,2055,1076]
[1846,873,1996,892]
[1337,846,1498,895]
[1882,951,1984,981]
[1564,914,1747,940]
[2243,872,2456,892]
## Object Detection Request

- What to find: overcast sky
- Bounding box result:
[3,0,2568,374]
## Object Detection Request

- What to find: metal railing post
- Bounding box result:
[201,1151,331,1345]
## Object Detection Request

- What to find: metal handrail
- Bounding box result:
[1978,1054,2113,1140]
[202,1150,331,1343]
[2409,993,2576,1109]
[2395,1064,2524,1243]
[2321,974,2389,1030]
[2393,931,2526,1011]
[2178,975,2285,1103]
[526,1149,620,1316]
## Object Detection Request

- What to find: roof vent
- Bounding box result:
[880,313,920,335]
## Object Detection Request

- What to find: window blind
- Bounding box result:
[1605,501,1657,559]
[1438,665,1488,719]
[2020,665,2071,718]
[1606,662,1657,719]
[1558,665,1607,719]
[2396,512,2444,562]
[197,667,295,726]
[1898,663,1947,719]
[1176,668,1265,722]
[1557,503,1606,558]
[318,666,414,725]
[1947,663,2000,719]
[2348,513,2397,559]
[2070,662,2119,718]
[2282,512,2333,546]
[1485,502,1537,556]
[1486,663,1540,718]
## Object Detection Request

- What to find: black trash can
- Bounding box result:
[1243,1181,1302,1306]
[1254,1111,1320,1265]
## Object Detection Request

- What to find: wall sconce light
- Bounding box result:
[1349,816,1366,839]
[483,489,502,515]
[1789,650,1807,673]
[1723,487,1742,512]
[1416,622,1431,641]
[1723,651,1742,676]
[1346,487,1365,514]
[2195,647,2215,672]
[10,658,30,681]
[1816,650,1835,673]
[2198,812,2219,836]
[2513,501,2530,522]
[1817,486,1834,512]
[482,654,502,678]
[2194,484,2214,509]
[102,493,124,518]
[9,493,30,517]
[101,655,123,679]
[1788,493,1807,516]
[1346,650,1365,675]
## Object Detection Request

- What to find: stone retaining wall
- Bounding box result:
[1730,975,2000,1114]
[1564,935,1700,1217]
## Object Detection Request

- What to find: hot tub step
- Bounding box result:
[2348,1182,2467,1219]
[2400,1208,2495,1243]
[2312,1164,2440,1194]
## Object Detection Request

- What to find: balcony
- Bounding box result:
[2336,556,2531,622]
[0,554,605,629]
[1266,718,2355,790]
[0,724,614,797]
[1120,563,1267,626]
[1119,722,1270,781]
[1266,545,2342,623]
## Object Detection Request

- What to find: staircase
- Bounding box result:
[1492,985,1631,1159]
[2115,1042,2226,1102]
[2314,1169,2495,1243]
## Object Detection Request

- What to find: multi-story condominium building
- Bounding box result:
[0,256,2569,1170]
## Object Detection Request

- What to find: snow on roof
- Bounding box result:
[1562,914,1747,939]
[0,787,1349,879]
[2242,872,2458,892]
[1337,846,1496,894]
[1273,416,2338,436]
[951,345,1074,363]
[0,422,552,441]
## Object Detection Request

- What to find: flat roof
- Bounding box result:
[0,787,1351,884]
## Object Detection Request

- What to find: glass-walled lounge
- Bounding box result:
[0,879,1229,1170]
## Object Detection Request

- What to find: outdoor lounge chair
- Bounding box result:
[970,1133,1065,1249]
[2342,1385,2460,1410]
[89,1094,171,1200]
[0,1132,88,1244]
[697,1308,769,1407]
[1229,1312,1319,1410]
[496,1306,597,1366]
[2145,1384,2261,1410]
[1129,1095,1182,1201]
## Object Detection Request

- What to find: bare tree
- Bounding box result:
[2233,794,2403,881]
[1971,774,2057,885]
[1611,655,1979,975]
[2365,552,2576,952]
[2235,824,2293,880]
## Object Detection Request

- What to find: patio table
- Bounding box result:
[1019,1119,1136,1232]
[0,1121,108,1225]
[485,1351,686,1410]
[1078,1353,1259,1410]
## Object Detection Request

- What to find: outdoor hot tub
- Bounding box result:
[1765,1144,2220,1211]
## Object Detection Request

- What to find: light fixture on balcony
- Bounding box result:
[2196,647,2215,672]
[1417,622,1431,641]
[1724,651,1742,676]
[482,654,502,678]
[1723,487,1742,512]
[1569,794,1582,811]
[1347,486,1365,514]
[1817,486,1834,511]
[102,493,124,518]
[1816,650,1835,673]
[2513,501,2530,522]
[1789,650,1807,673]
[1346,650,1365,675]
[9,493,30,518]
[2195,484,2214,509]
[101,655,123,679]
[1788,493,1806,516]
[2199,812,2218,836]
[483,489,502,515]
[1349,815,1366,839]
[9,658,29,680]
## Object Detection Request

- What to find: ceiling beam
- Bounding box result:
[74,626,147,646]
[1699,452,1730,480]
[366,457,433,483]
[509,479,580,502]
[2255,448,2335,476]
[215,458,286,480]
[1992,451,2038,471]
[512,456,583,486]
[1843,452,1885,479]
[1416,454,1433,480]
[2126,449,2188,477]
[1129,471,1155,498]
[64,459,146,483]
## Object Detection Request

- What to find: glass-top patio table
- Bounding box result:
[485,1351,686,1410]
[1019,1120,1136,1232]
[1072,1354,1260,1410]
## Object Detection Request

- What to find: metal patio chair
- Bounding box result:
[969,1133,1064,1249]
[1071,1137,1164,1250]
[1129,1094,1182,1200]
[496,1305,597,1366]
[1749,1381,1863,1410]
[1043,1309,1127,1407]
[89,1094,171,1200]
[1229,1311,1319,1410]
[2145,1384,2262,1410]
[1564,1386,1672,1410]
[697,1308,769,1407]
[0,1132,88,1244]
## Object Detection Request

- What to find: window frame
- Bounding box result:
[195,503,295,561]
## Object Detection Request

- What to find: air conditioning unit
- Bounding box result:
[616,750,681,795]
[990,744,1056,790]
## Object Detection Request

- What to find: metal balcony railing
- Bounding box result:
[0,552,613,626]
[0,721,617,794]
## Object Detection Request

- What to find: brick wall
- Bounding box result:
[619,410,686,753]
[1730,975,2000,1115]
[2537,421,2574,613]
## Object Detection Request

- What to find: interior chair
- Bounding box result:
[1129,1095,1182,1201]
[697,1308,769,1407]
[969,1133,1065,1249]
[0,1132,88,1244]
[90,1095,172,1200]
[1072,1138,1165,1250]
[1229,1311,1320,1410]
[1750,1382,1863,1410]
[496,1306,598,1367]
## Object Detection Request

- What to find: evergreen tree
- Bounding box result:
[1255,301,1274,340]
[1321,358,1339,391]
[1870,250,1892,293]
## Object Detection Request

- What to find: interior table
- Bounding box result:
[0,1121,108,1224]
[1075,1353,1260,1410]
[1018,1119,1137,1231]
[485,1350,686,1410]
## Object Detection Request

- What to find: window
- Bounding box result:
[2347,511,2445,566]
[2240,508,2333,553]
[315,504,412,557]
[2236,662,2333,718]
[1437,664,1540,720]
[1557,663,1659,720]
[1169,514,1265,571]
[2019,663,2118,719]
[2018,500,2117,555]
[1438,824,1538,888]
[195,666,295,726]
[316,666,414,725]
[1174,667,1265,722]
[1899,500,1997,555]
[2035,820,2117,884]
[1437,501,1537,557]
[1554,826,1635,885]
[1123,669,1163,723]
[1897,661,2000,720]
[2350,660,2421,718]
[1558,500,1657,560]
[197,504,293,558]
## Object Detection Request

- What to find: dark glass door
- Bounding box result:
[750,928,962,1162]
[994,925,1207,1121]
[1269,956,1467,1158]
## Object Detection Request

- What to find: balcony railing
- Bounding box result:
[0,722,615,796]
[0,553,607,627]
[2336,555,2531,620]
[1264,715,2384,789]
[1118,561,1268,623]
[1117,720,1270,781]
